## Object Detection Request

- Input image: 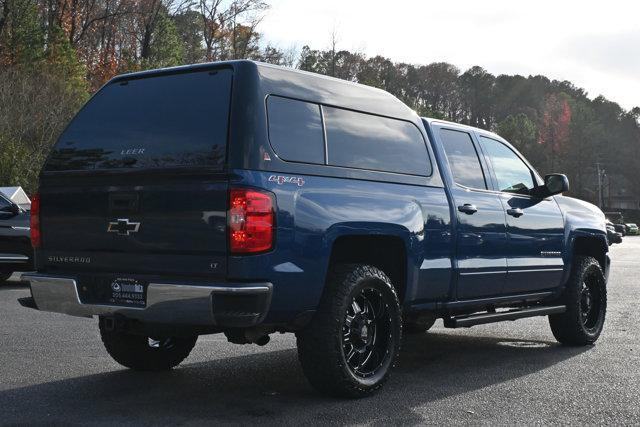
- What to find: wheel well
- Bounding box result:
[573,236,607,271]
[328,235,407,302]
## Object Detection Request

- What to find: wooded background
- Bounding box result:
[1,0,639,217]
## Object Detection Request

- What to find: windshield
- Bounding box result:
[45,68,232,172]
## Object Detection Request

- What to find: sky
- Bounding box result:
[260,0,640,111]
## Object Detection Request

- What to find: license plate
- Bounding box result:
[108,277,147,307]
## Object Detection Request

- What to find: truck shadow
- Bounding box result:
[1,272,30,288]
[0,331,589,424]
[0,282,29,289]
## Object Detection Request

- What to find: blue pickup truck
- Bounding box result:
[21,60,612,397]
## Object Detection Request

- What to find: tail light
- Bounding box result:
[30,193,41,248]
[229,188,275,253]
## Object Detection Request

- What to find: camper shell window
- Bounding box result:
[45,68,233,172]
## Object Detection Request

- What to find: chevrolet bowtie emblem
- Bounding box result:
[107,218,141,236]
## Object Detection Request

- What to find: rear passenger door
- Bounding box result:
[436,126,509,299]
[477,136,565,293]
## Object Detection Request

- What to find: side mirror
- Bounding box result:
[542,174,570,197]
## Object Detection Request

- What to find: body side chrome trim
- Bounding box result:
[459,270,506,276]
[460,268,564,276]
[507,268,564,273]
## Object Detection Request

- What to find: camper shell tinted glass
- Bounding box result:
[267,96,325,164]
[324,107,431,176]
[266,97,432,177]
[45,68,233,172]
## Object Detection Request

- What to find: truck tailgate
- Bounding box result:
[40,177,228,278]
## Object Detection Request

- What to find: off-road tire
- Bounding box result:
[99,318,197,371]
[296,264,402,398]
[549,256,607,346]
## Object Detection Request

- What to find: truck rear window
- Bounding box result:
[45,68,232,171]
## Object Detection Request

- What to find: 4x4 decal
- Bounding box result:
[268,175,305,186]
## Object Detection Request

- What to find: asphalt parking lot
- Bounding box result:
[1,238,639,425]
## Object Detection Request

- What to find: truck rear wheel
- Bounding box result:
[549,256,607,346]
[296,264,402,398]
[99,318,197,371]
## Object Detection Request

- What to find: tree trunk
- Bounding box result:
[0,0,9,37]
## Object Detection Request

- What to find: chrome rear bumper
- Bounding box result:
[21,274,272,326]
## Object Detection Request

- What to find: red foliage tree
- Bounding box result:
[538,93,572,170]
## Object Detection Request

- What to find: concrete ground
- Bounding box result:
[1,238,638,425]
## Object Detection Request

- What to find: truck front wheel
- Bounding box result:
[549,256,607,346]
[99,318,197,371]
[296,264,402,398]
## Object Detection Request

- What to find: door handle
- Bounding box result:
[458,204,478,215]
[507,208,524,218]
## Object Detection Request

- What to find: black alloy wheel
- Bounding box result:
[342,286,394,379]
[579,272,604,333]
[296,264,402,398]
[549,256,607,346]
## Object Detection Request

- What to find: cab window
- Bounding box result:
[479,136,535,195]
[439,129,487,189]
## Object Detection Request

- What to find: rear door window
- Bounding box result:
[45,68,233,171]
[439,129,487,189]
[323,107,432,176]
[267,96,325,164]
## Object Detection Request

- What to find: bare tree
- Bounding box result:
[199,0,266,61]
[137,0,163,59]
[328,24,339,77]
[199,0,222,60]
